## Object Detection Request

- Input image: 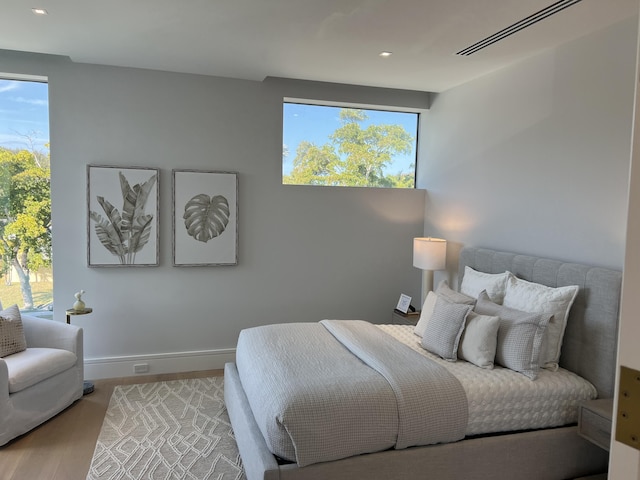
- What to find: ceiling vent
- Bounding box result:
[455,0,583,56]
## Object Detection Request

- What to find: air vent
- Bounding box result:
[456,0,582,56]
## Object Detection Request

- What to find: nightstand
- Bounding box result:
[391,309,420,325]
[65,307,95,395]
[578,398,614,451]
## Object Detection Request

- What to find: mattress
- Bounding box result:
[377,324,598,435]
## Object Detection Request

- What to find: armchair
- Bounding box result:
[0,314,84,446]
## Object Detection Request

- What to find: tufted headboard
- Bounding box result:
[458,247,622,399]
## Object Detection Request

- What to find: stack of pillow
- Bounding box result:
[413,267,579,380]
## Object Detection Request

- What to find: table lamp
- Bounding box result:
[413,237,447,299]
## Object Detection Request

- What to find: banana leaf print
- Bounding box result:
[90,171,157,264]
[183,193,230,243]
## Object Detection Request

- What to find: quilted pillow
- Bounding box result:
[460,266,511,304]
[502,276,579,370]
[0,304,26,357]
[458,312,500,369]
[421,296,472,361]
[474,291,551,380]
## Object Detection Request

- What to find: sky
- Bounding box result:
[282,102,418,177]
[0,79,50,152]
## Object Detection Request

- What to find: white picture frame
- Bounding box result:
[395,293,412,314]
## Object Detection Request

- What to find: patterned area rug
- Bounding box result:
[87,377,246,480]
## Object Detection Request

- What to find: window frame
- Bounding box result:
[282,98,422,189]
[0,74,52,317]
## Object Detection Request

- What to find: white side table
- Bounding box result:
[65,307,94,395]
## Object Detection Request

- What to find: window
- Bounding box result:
[283,101,418,188]
[0,77,52,317]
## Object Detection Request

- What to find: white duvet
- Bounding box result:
[378,324,598,435]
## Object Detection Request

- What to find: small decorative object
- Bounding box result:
[396,293,412,314]
[87,165,160,267]
[172,169,238,266]
[73,290,86,312]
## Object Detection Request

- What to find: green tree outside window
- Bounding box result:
[284,107,417,188]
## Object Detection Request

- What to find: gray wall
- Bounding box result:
[420,17,637,277]
[1,50,426,377]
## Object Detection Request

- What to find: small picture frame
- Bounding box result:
[395,294,412,314]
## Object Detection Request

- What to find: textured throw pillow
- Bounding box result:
[460,266,511,304]
[0,304,26,357]
[458,311,500,369]
[421,296,472,361]
[474,291,550,380]
[502,276,579,370]
[436,280,476,306]
[414,291,438,338]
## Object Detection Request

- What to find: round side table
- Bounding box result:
[65,307,94,395]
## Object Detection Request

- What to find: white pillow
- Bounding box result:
[502,276,579,370]
[460,266,511,304]
[458,312,500,369]
[414,291,437,338]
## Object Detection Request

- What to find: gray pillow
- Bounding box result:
[421,296,472,361]
[436,280,476,306]
[0,304,26,357]
[458,312,500,369]
[474,291,550,380]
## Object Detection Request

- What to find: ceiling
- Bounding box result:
[3,0,638,92]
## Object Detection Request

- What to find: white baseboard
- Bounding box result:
[84,348,236,380]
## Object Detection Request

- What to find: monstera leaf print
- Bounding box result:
[183,193,230,243]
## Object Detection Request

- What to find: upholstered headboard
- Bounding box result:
[458,247,622,399]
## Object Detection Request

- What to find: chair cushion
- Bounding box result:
[4,347,77,393]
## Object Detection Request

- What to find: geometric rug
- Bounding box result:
[86,377,246,480]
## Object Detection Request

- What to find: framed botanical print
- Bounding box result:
[87,165,160,267]
[172,169,238,266]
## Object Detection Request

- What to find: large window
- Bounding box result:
[0,77,52,317]
[283,101,418,188]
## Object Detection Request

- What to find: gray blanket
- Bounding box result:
[235,320,468,467]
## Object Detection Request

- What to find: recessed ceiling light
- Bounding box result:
[32,8,48,15]
[379,51,392,57]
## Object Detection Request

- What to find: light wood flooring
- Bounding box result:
[0,369,223,480]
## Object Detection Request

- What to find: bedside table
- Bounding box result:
[578,398,613,451]
[391,310,420,325]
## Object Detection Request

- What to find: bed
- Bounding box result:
[224,246,622,480]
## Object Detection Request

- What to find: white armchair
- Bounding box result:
[0,314,83,446]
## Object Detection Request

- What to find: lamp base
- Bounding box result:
[83,380,94,395]
[423,269,435,303]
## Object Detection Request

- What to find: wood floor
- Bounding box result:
[0,369,223,480]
